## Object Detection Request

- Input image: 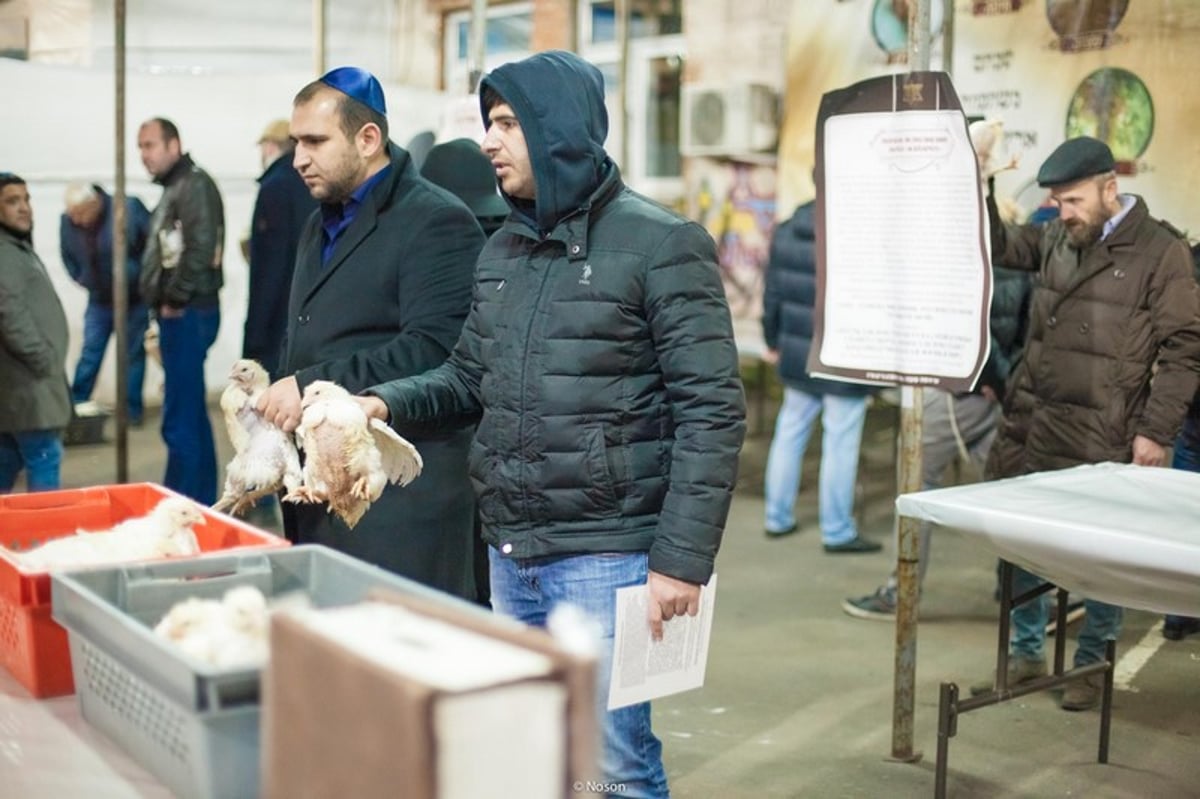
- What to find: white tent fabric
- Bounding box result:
[896,462,1200,616]
[3,59,453,405]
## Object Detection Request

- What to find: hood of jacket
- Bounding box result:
[479,50,611,234]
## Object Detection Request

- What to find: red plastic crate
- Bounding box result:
[0,483,289,698]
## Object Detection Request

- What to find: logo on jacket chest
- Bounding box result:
[579,263,592,286]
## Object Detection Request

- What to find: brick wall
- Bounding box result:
[531,0,574,51]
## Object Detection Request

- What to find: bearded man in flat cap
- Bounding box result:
[975,136,1200,710]
[258,67,486,601]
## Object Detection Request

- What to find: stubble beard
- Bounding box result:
[311,149,365,205]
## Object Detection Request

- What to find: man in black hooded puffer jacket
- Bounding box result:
[361,50,745,798]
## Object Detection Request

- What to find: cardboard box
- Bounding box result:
[263,588,598,799]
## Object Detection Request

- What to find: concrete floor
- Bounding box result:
[51,388,1200,799]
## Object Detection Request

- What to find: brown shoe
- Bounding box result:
[969,656,1047,696]
[1061,672,1105,711]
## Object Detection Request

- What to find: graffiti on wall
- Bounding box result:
[696,162,777,322]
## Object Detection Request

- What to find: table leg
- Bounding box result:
[934,681,957,799]
[1099,639,1115,763]
[1053,588,1069,675]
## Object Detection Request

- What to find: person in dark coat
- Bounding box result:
[843,193,1040,620]
[760,199,879,552]
[60,183,151,424]
[138,117,226,505]
[0,173,71,491]
[1161,241,1200,642]
[420,137,509,236]
[257,67,485,601]
[982,137,1200,711]
[243,119,318,379]
[357,51,746,797]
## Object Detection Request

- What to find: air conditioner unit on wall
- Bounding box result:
[681,82,779,157]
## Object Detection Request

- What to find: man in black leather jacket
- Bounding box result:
[137,117,225,504]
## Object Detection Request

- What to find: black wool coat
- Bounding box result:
[280,144,486,600]
[762,201,872,398]
[244,153,318,379]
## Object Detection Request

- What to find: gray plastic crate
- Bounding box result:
[51,544,466,799]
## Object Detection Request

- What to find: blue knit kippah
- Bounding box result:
[319,66,387,117]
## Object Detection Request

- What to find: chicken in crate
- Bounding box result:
[0,483,289,697]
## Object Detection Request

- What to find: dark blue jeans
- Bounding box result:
[1172,417,1200,473]
[0,429,64,492]
[72,300,150,420]
[158,305,219,504]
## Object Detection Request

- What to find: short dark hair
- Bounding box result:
[0,172,25,191]
[294,80,389,142]
[148,117,180,143]
[481,84,507,115]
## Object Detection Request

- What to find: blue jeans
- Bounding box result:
[489,548,668,799]
[72,300,150,420]
[159,306,219,504]
[0,429,64,492]
[1009,564,1123,667]
[1167,419,1200,628]
[764,387,867,544]
[1173,414,1200,473]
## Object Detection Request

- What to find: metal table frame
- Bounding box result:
[933,560,1116,798]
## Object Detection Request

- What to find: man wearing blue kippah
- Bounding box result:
[257,67,486,601]
[973,136,1200,711]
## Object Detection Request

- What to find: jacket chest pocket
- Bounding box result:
[475,267,513,317]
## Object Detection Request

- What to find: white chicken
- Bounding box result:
[17,496,204,571]
[283,380,423,529]
[213,359,303,516]
[153,585,271,669]
[969,117,1020,182]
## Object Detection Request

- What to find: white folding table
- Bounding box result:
[897,462,1200,797]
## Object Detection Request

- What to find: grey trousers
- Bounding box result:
[886,390,1000,591]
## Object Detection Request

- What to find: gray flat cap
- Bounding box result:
[1036,136,1115,187]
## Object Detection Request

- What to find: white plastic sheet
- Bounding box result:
[896,462,1200,616]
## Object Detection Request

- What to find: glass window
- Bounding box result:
[589,1,682,44]
[454,11,535,60]
[644,54,682,178]
[444,3,534,92]
[579,2,685,194]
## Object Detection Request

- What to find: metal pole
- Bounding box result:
[908,0,932,71]
[942,0,955,77]
[312,0,326,75]
[468,0,487,92]
[616,0,630,171]
[891,386,923,761]
[890,0,932,762]
[112,0,129,482]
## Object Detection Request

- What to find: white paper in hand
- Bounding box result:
[607,574,717,711]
